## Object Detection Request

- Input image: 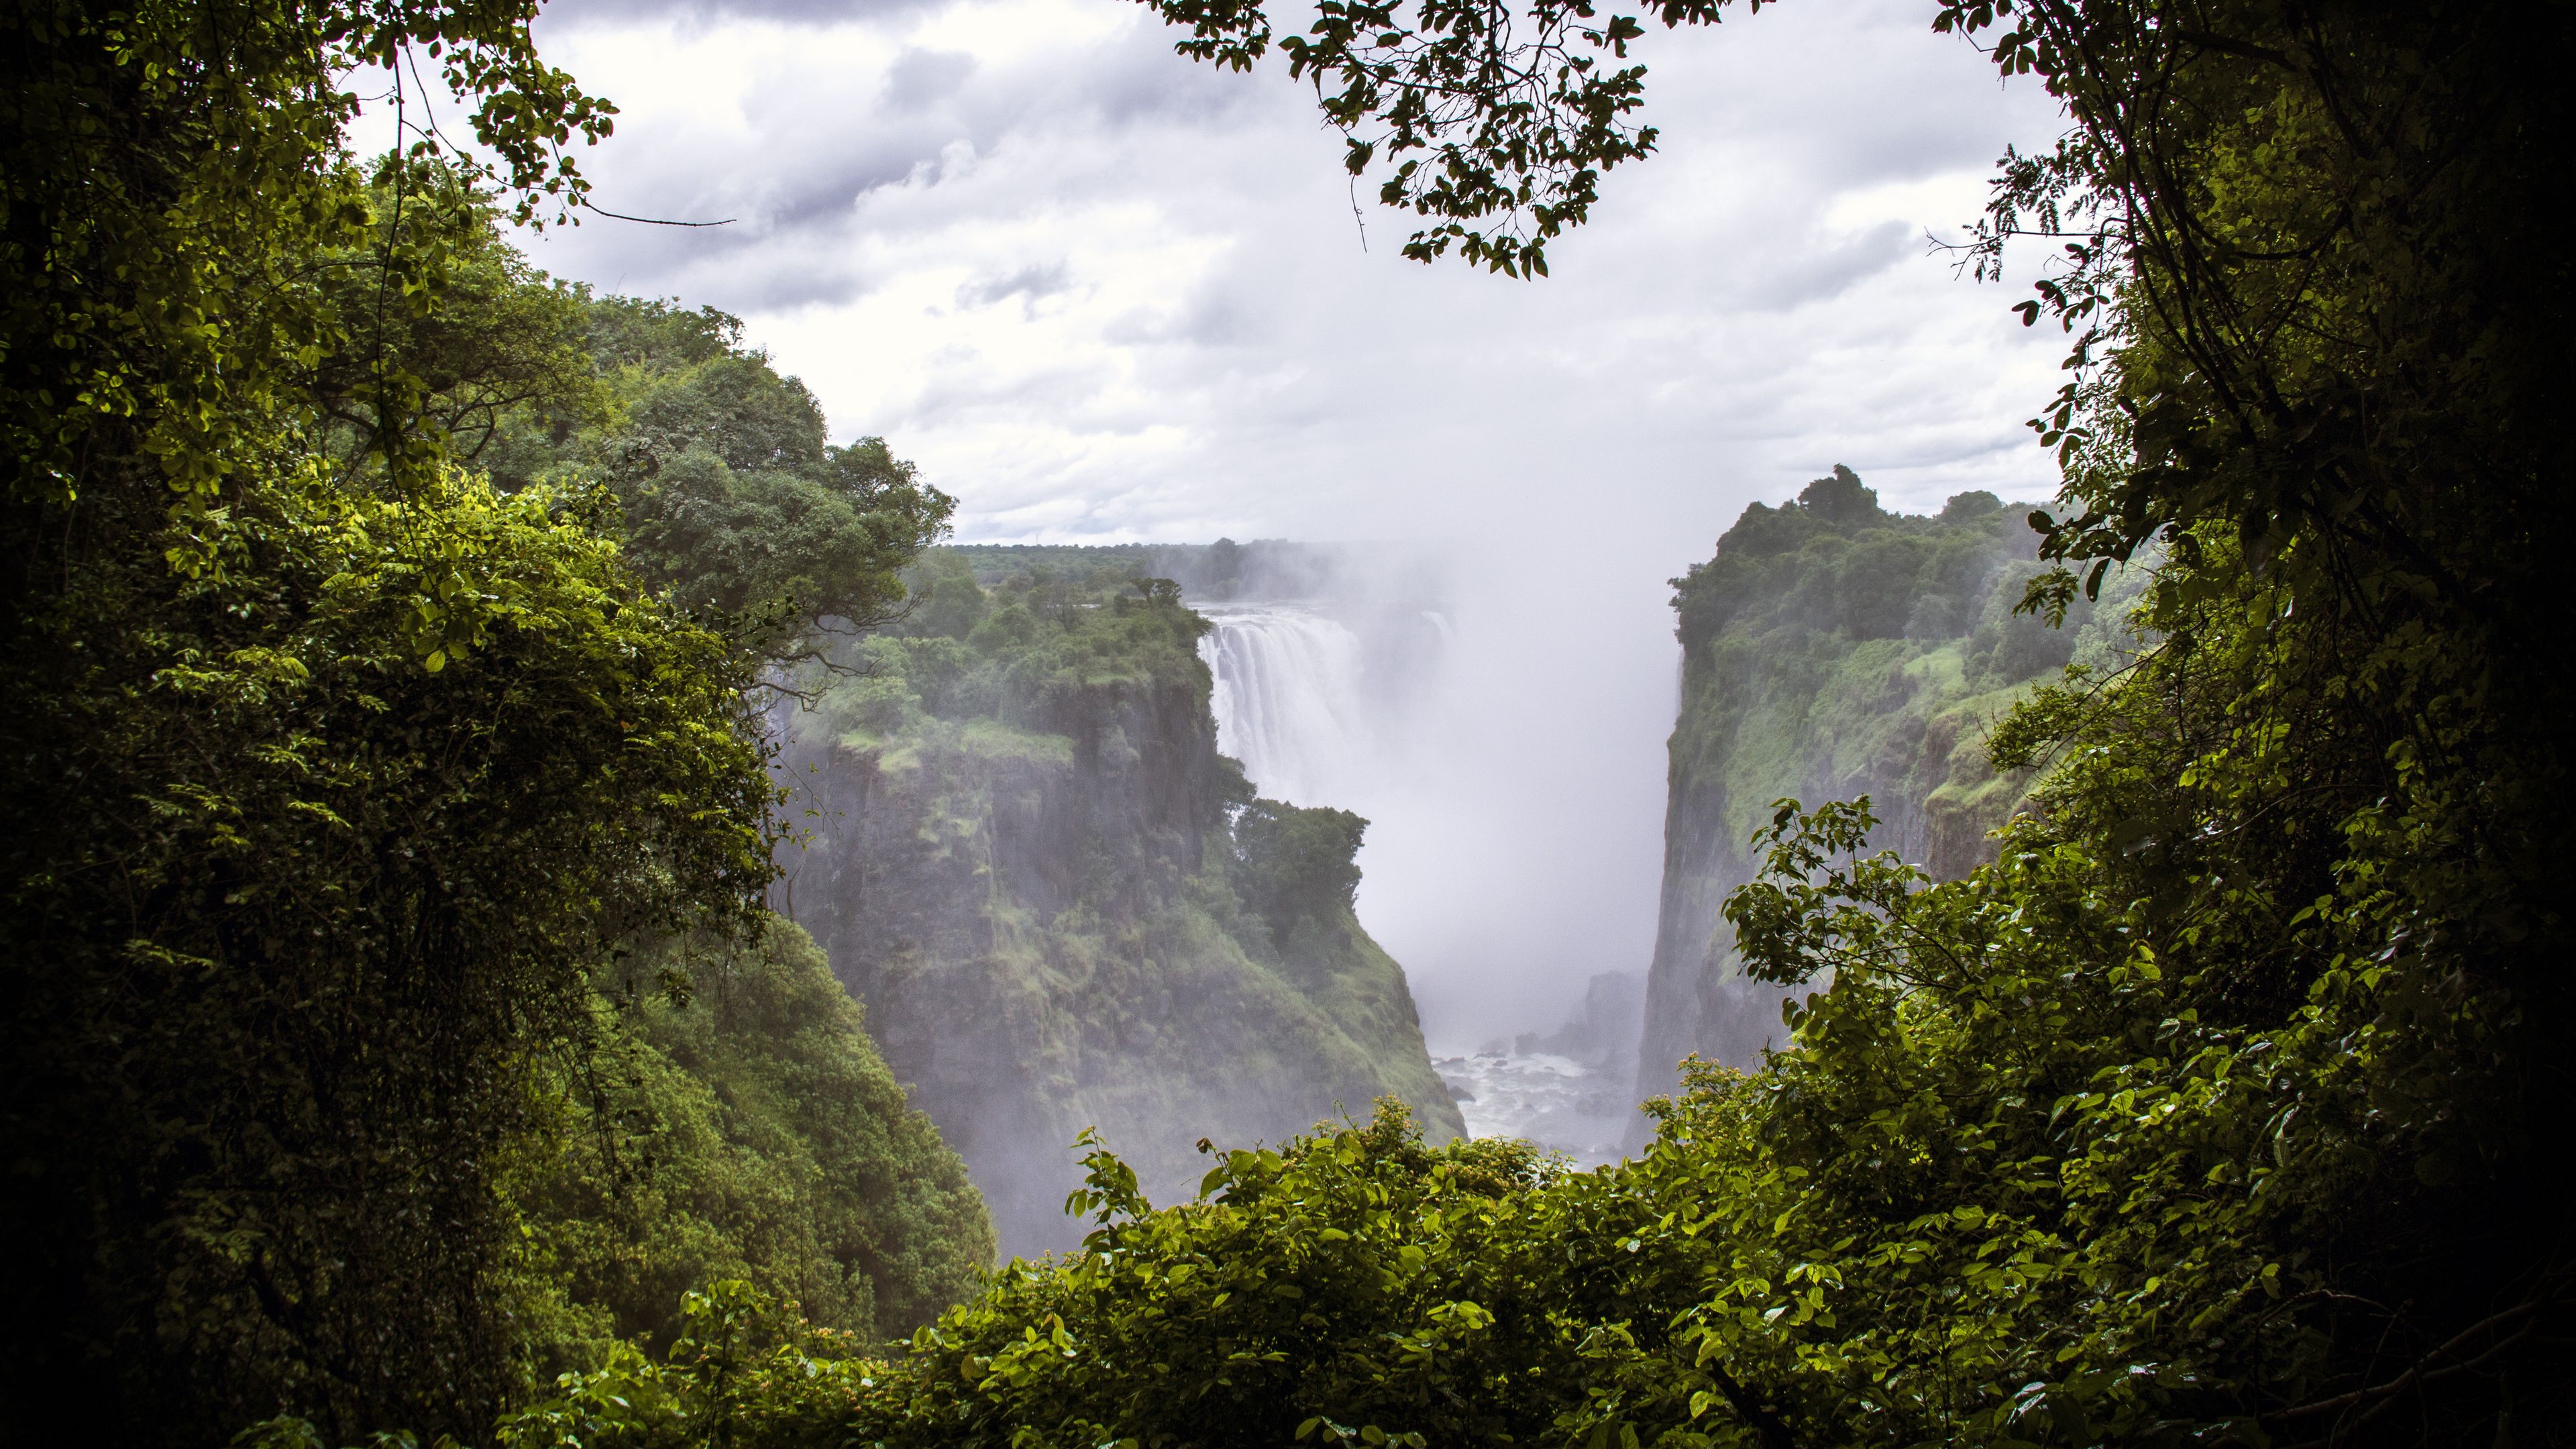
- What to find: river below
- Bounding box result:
[1434,1049,1638,1167]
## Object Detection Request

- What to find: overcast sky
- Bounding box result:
[488,0,2076,1046]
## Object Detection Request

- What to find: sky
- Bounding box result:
[465,0,2077,1046]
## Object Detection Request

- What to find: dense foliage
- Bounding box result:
[505,920,992,1367]
[841,550,1218,734]
[1,4,966,1442]
[315,172,955,651]
[1231,797,1369,943]
[1664,466,2137,865]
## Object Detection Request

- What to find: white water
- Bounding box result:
[1196,603,1373,807]
[1195,597,1654,1160]
[1432,1053,1631,1166]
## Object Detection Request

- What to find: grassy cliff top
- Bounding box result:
[1672,467,2052,663]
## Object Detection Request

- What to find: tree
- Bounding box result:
[309,177,957,657]
[0,5,800,1442]
[1232,798,1370,941]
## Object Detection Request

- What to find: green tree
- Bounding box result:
[1231,798,1369,941]
[0,3,922,1442]
[309,176,957,655]
[556,299,953,652]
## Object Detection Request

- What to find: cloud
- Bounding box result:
[955,260,1073,310]
[884,45,977,109]
[541,0,949,31]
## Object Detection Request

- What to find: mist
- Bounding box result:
[1240,534,1688,1055]
[1373,543,1675,1053]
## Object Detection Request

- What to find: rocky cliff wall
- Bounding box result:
[782,557,1460,1255]
[1629,472,2139,1144]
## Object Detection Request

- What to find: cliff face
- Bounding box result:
[1632,471,2139,1133]
[784,553,1460,1256]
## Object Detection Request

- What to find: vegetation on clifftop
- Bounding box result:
[1667,466,2140,879]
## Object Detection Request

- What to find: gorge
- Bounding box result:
[9,0,2546,1434]
[858,469,2148,1181]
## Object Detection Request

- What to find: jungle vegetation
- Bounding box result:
[5,0,2566,1444]
[1,7,972,1441]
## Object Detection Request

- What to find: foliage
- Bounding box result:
[462,1104,1558,1449]
[1142,0,1669,275]
[1231,798,1370,941]
[523,297,951,652]
[311,176,956,653]
[501,918,994,1371]
[845,1102,1553,1448]
[1,0,608,517]
[1,5,959,1444]
[1671,468,2082,662]
[2,458,778,1442]
[305,162,602,472]
[850,552,1218,731]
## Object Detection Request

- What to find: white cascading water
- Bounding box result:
[1193,595,1644,1159]
[1195,604,1371,806]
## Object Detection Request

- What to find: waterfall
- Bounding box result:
[1195,604,1369,807]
